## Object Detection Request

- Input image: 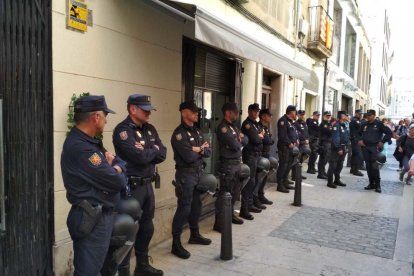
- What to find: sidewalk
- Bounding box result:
[145,144,413,275]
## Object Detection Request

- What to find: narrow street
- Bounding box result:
[146,143,413,275]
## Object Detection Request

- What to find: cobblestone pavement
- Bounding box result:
[142,142,413,275]
[269,206,398,259]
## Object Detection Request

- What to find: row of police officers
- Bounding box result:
[61,94,392,276]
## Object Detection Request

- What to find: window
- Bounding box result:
[344,20,356,78]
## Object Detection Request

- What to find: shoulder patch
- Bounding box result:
[176,133,182,141]
[245,124,251,129]
[221,127,227,133]
[119,131,128,141]
[147,130,152,135]
[324,124,327,128]
[280,121,284,126]
[89,153,102,166]
[333,127,337,131]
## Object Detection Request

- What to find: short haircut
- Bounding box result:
[74,112,94,124]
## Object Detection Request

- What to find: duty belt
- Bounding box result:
[220,158,241,165]
[176,165,203,173]
[244,151,261,157]
[128,176,153,189]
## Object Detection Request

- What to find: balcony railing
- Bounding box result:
[308,6,334,59]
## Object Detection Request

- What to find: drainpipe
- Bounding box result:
[322,59,328,113]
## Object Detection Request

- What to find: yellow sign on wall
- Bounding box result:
[67,0,88,32]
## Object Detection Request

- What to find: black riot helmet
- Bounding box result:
[196,173,218,193]
[112,214,136,237]
[114,198,142,221]
[268,156,279,170]
[376,152,387,164]
[257,157,271,172]
[292,146,300,156]
[239,163,250,179]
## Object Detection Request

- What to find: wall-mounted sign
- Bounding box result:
[67,0,88,32]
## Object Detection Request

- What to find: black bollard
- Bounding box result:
[220,191,233,260]
[293,163,302,206]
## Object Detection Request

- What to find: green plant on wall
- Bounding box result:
[67,92,103,140]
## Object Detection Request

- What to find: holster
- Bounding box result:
[172,180,183,198]
[77,200,102,236]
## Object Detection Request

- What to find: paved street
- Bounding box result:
[144,143,414,275]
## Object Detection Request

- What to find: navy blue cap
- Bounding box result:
[313,111,321,116]
[298,110,306,115]
[286,105,297,114]
[259,108,273,117]
[323,111,332,116]
[366,109,376,116]
[248,103,260,111]
[179,101,200,112]
[127,94,156,111]
[355,109,363,113]
[337,111,347,117]
[222,102,239,113]
[74,95,115,114]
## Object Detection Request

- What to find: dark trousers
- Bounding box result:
[318,141,331,175]
[350,140,363,169]
[67,206,114,276]
[117,181,156,272]
[327,149,347,183]
[215,161,241,221]
[241,152,259,204]
[308,138,319,170]
[362,145,381,185]
[276,145,294,184]
[172,169,202,237]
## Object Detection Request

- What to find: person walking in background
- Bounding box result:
[397,125,414,185]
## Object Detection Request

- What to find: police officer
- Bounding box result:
[306,111,321,174]
[61,95,127,275]
[317,111,333,179]
[256,108,274,205]
[241,103,264,219]
[326,111,349,188]
[214,102,247,231]
[349,109,364,176]
[358,109,392,193]
[113,94,166,276]
[292,110,309,180]
[276,105,299,193]
[170,101,212,259]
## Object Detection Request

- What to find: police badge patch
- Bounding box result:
[119,131,128,140]
[245,124,251,129]
[148,130,152,135]
[221,127,227,133]
[89,153,102,166]
[176,133,182,141]
[280,121,284,126]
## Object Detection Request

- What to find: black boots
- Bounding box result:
[307,168,316,174]
[240,201,254,220]
[317,174,328,179]
[134,255,164,276]
[171,237,191,259]
[327,181,337,189]
[277,179,289,193]
[258,193,273,205]
[364,183,375,190]
[232,212,244,224]
[253,196,266,209]
[189,229,211,245]
[375,183,382,193]
[334,179,346,187]
[350,166,364,176]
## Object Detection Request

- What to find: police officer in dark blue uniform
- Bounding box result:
[255,108,274,205]
[326,111,350,188]
[317,111,333,179]
[358,110,392,193]
[113,94,166,276]
[276,105,299,193]
[170,101,212,259]
[214,102,247,230]
[349,109,364,176]
[292,110,309,180]
[306,111,321,174]
[61,95,128,276]
[241,103,264,219]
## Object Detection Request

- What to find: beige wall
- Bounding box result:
[52,1,194,274]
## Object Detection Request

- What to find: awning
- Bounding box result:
[148,0,312,82]
[194,8,311,82]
